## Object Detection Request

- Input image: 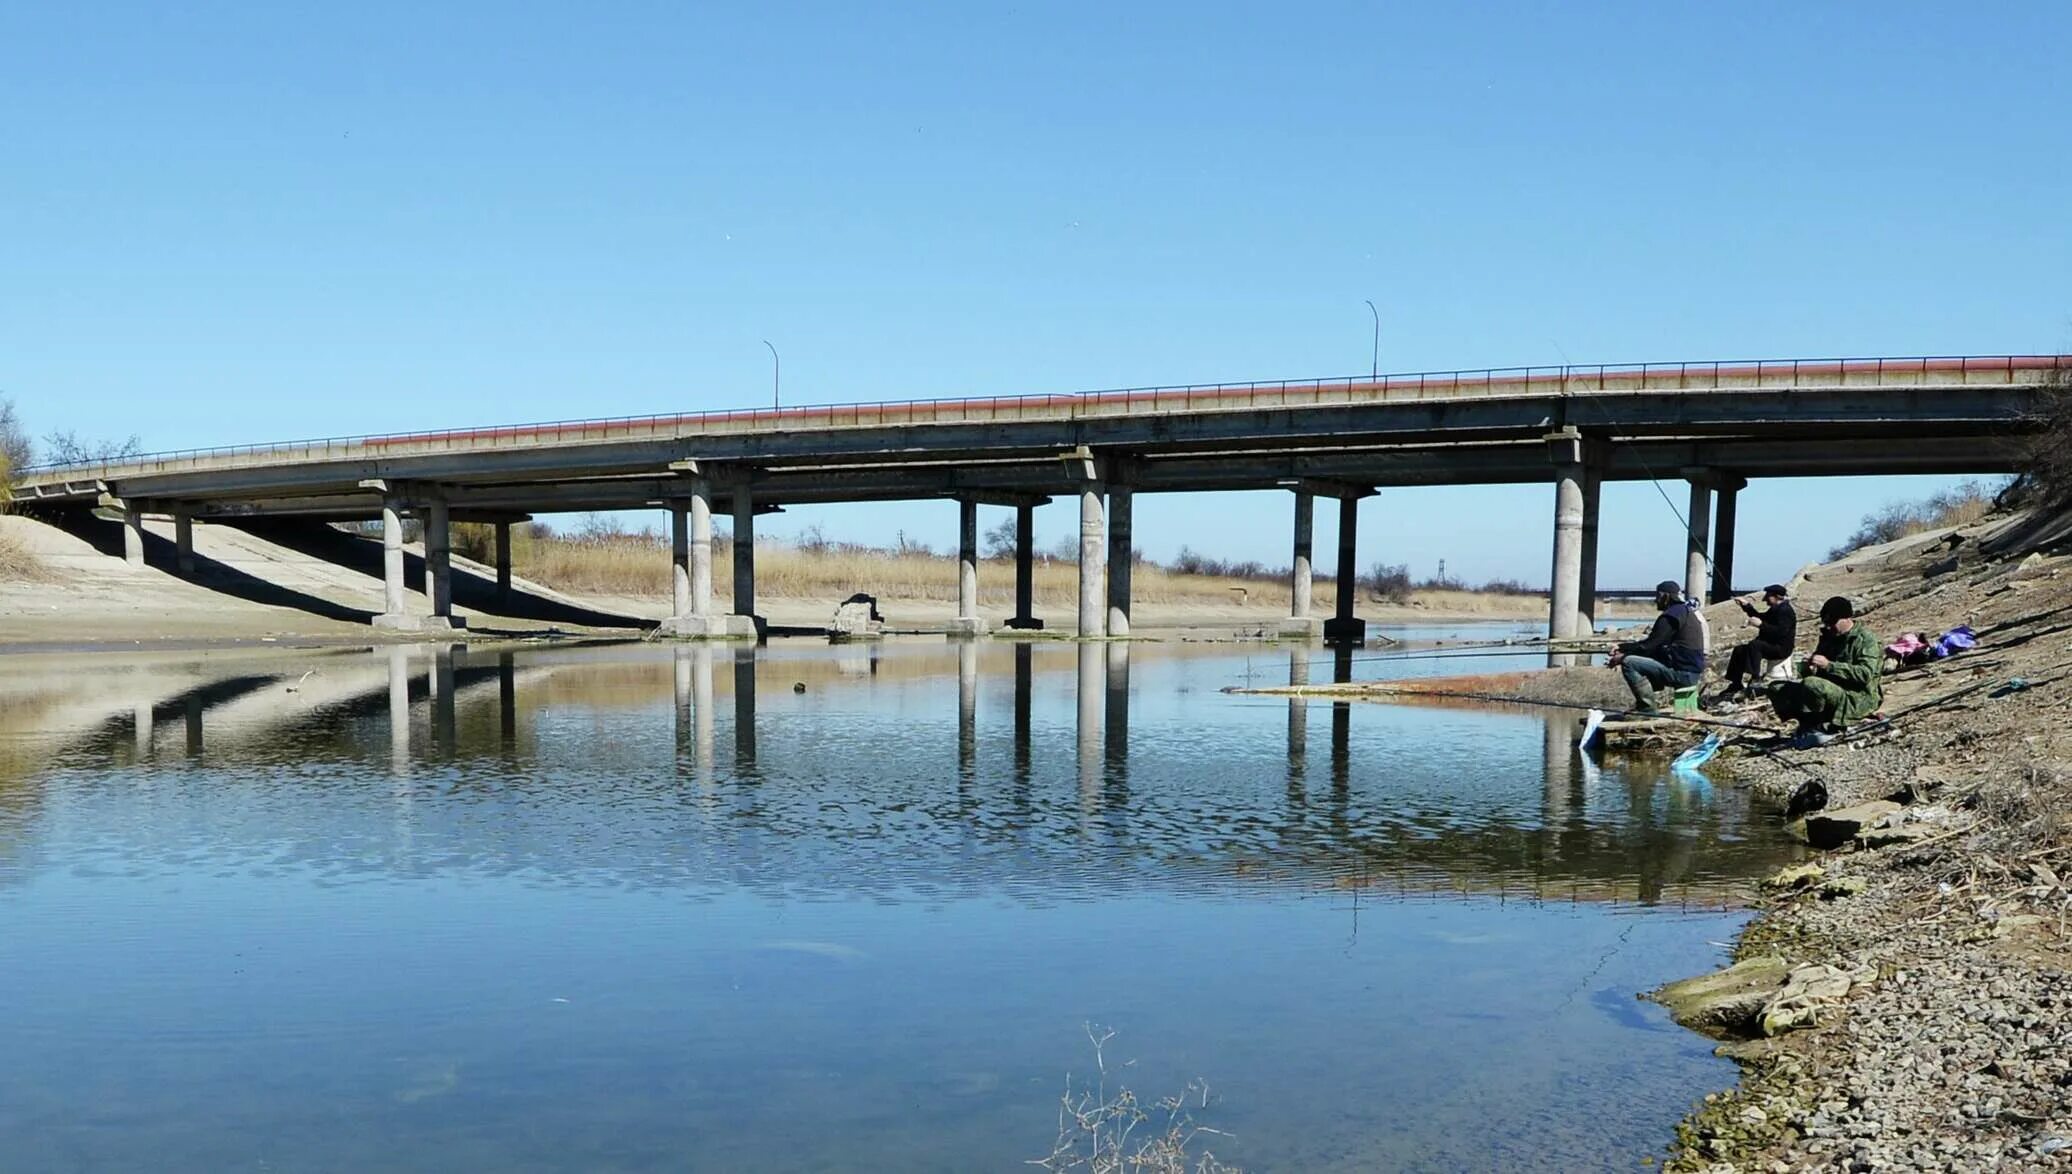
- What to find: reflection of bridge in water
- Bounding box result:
[35,642,1795,907]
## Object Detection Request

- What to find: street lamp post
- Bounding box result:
[1364,300,1379,382]
[763,340,780,409]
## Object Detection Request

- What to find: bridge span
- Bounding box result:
[14,354,2064,643]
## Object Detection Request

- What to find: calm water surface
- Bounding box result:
[0,634,1799,1172]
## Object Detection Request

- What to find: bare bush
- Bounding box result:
[1029,1026,1238,1174]
[1365,561,1411,604]
[1825,479,2006,560]
[2018,364,2072,507]
[41,430,142,467]
[0,394,29,490]
[0,529,44,580]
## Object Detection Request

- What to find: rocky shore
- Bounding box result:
[1651,509,2072,1171]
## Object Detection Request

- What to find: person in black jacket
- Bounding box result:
[1606,580,1708,712]
[1719,585,1798,700]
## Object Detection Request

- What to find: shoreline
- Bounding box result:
[1643,512,2072,1171]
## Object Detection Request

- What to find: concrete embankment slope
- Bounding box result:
[0,513,644,645]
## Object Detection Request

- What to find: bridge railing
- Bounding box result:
[18,353,2067,485]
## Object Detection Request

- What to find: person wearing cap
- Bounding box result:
[1606,580,1708,712]
[1719,584,1798,700]
[1769,596,1882,735]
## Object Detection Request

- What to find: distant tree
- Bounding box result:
[0,395,30,485]
[1365,561,1412,604]
[984,517,1019,559]
[42,429,142,466]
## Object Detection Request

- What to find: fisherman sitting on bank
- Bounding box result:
[1606,580,1708,713]
[1769,596,1881,739]
[1718,584,1798,701]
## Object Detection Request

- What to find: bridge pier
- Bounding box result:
[1684,477,1712,604]
[952,498,986,636]
[1322,493,1366,647]
[175,514,196,577]
[372,493,454,632]
[425,498,459,627]
[494,521,512,604]
[1710,476,1745,603]
[733,485,763,636]
[1579,455,1602,631]
[1005,501,1043,630]
[1077,484,1106,638]
[1106,486,1132,637]
[658,480,756,638]
[1280,491,1321,638]
[1548,430,1587,651]
[121,505,145,567]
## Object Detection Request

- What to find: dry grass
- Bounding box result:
[482,527,1357,608]
[0,529,45,582]
[1032,1026,1239,1174]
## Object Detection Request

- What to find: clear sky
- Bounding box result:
[3,3,2066,588]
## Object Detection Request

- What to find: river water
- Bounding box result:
[0,633,1799,1172]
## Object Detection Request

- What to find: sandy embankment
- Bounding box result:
[0,514,1570,647]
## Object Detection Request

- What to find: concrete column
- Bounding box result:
[1105,486,1132,638]
[133,703,153,759]
[1579,461,1602,631]
[1292,492,1315,616]
[374,496,411,628]
[184,695,203,758]
[732,486,756,624]
[1711,478,1743,604]
[954,499,984,636]
[1322,495,1366,646]
[494,521,513,604]
[692,481,714,618]
[669,502,692,620]
[1685,479,1713,603]
[175,514,195,577]
[1006,502,1042,630]
[1548,435,1587,644]
[426,499,453,620]
[122,506,145,567]
[497,652,516,747]
[1078,485,1106,638]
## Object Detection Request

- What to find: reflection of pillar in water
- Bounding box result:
[1329,644,1353,799]
[957,638,978,782]
[1011,641,1033,799]
[134,703,153,759]
[693,643,715,788]
[673,644,694,763]
[498,652,517,748]
[431,644,457,754]
[1102,641,1130,778]
[1543,716,1573,824]
[1287,644,1310,762]
[388,645,411,769]
[184,694,204,758]
[1076,639,1102,807]
[732,644,757,773]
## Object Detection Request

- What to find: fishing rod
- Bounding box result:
[1240,682,1780,733]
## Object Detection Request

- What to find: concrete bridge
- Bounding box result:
[14,354,2063,643]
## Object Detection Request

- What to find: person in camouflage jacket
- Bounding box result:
[1770,595,1882,733]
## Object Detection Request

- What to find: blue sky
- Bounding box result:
[3,3,2066,587]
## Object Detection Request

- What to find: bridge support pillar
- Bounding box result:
[733,485,763,637]
[1579,456,1602,632]
[1279,491,1320,638]
[121,505,145,567]
[426,498,459,626]
[1546,430,1594,661]
[1005,501,1043,630]
[658,481,755,639]
[1077,484,1106,638]
[175,514,196,577]
[1105,486,1132,638]
[494,521,512,605]
[1710,477,1745,603]
[1684,478,1713,604]
[372,494,453,632]
[951,499,987,636]
[1322,494,1366,647]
